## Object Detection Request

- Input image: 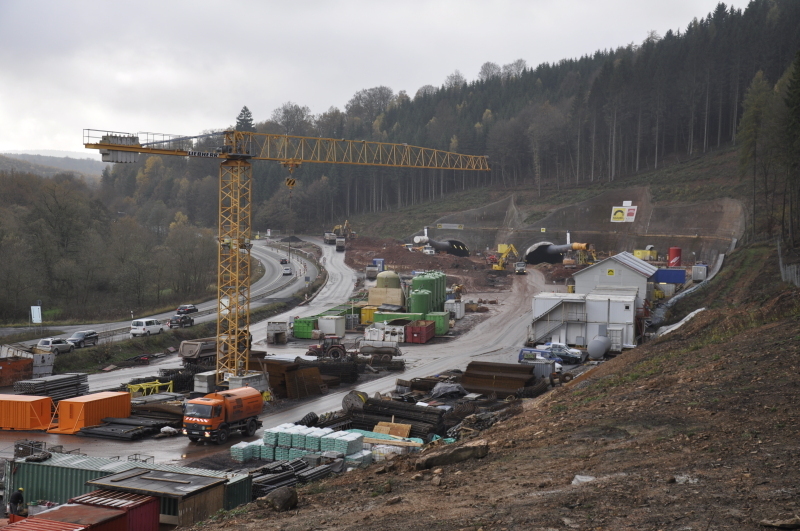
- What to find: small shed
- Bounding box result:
[70,490,159,531]
[86,468,226,527]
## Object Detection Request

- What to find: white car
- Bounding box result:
[282,267,292,275]
[536,342,582,355]
[130,319,164,337]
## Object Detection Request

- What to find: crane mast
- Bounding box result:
[84,128,489,385]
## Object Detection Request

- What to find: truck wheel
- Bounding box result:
[216,427,229,444]
[188,436,199,442]
[245,420,257,437]
[329,347,345,360]
[305,350,317,357]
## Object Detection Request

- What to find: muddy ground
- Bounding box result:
[182,242,800,531]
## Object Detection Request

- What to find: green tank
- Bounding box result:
[376,271,401,289]
[409,289,432,315]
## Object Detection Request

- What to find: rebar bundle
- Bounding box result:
[14,373,89,401]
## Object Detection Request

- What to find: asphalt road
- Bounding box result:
[0,246,557,465]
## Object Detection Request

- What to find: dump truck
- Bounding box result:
[179,337,217,366]
[323,232,337,244]
[514,261,527,274]
[335,237,346,252]
[182,386,263,444]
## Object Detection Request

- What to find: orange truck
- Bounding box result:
[182,386,263,444]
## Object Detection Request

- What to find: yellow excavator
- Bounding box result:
[491,244,520,271]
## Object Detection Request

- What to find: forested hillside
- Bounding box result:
[2,0,799,322]
[97,0,800,239]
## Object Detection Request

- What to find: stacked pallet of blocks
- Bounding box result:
[229,425,371,465]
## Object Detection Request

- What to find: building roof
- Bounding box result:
[575,252,658,278]
[532,292,586,301]
[18,453,246,482]
[86,468,227,499]
[34,503,125,526]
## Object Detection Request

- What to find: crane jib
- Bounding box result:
[188,150,221,158]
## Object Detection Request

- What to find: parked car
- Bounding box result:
[37,338,73,355]
[176,304,198,315]
[169,314,194,328]
[282,266,292,275]
[130,319,164,337]
[280,258,289,264]
[517,347,564,365]
[536,343,585,364]
[66,330,99,348]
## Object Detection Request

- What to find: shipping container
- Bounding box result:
[405,320,435,344]
[292,318,317,339]
[0,395,54,431]
[692,265,708,281]
[0,357,33,386]
[360,306,378,325]
[444,300,465,320]
[318,316,345,337]
[1,519,88,530]
[70,490,158,531]
[31,504,126,531]
[47,392,130,435]
[649,268,687,284]
[633,249,658,261]
[427,312,451,336]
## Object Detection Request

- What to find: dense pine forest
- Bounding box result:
[1,0,799,322]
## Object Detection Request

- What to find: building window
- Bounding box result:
[624,305,630,310]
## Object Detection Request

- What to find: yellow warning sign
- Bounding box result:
[285,177,296,189]
[611,206,637,222]
[607,269,615,276]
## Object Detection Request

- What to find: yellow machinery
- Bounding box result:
[333,220,355,239]
[492,244,520,270]
[84,129,488,384]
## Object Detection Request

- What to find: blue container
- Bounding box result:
[372,258,385,272]
[649,268,687,284]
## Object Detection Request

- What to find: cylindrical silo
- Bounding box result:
[376,271,401,289]
[409,289,432,315]
[668,247,682,267]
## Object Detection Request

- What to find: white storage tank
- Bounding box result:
[318,316,346,337]
[364,327,384,341]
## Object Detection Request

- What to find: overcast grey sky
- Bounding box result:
[0,0,728,157]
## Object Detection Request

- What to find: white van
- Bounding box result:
[130,319,164,337]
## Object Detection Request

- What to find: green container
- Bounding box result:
[427,311,450,335]
[409,289,432,315]
[373,312,424,324]
[293,318,318,339]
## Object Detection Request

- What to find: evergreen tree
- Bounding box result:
[783,51,800,244]
[236,106,256,132]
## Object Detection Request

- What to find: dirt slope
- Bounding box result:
[186,244,800,531]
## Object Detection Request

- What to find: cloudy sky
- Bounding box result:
[0,0,727,157]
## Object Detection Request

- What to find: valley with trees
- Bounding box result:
[0,0,799,324]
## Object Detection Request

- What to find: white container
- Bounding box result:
[193,370,218,394]
[267,321,289,332]
[384,325,405,343]
[444,300,465,320]
[364,327,384,341]
[319,315,346,337]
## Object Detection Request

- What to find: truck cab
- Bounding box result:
[182,386,263,444]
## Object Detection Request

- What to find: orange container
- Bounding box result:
[48,392,131,434]
[0,395,54,430]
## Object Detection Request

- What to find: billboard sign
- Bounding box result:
[610,206,638,222]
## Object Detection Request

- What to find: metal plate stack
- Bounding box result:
[14,373,89,401]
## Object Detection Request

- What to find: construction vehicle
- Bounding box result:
[306,335,348,360]
[335,237,346,252]
[514,261,527,274]
[181,386,263,444]
[492,244,520,271]
[84,128,488,386]
[323,232,337,245]
[333,220,354,239]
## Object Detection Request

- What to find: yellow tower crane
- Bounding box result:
[84,129,489,384]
